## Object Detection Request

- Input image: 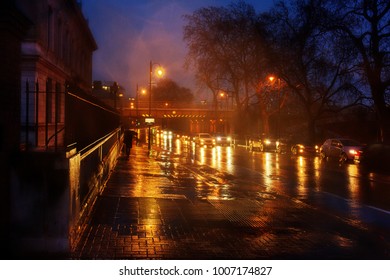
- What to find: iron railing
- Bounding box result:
[21,80,121,152]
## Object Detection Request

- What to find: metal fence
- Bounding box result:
[21,80,121,152]
[78,129,121,204]
[19,80,123,253]
[65,85,121,152]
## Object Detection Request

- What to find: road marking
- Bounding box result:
[366,205,390,215]
[322,191,390,216]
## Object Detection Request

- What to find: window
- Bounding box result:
[55,82,62,123]
[331,140,339,147]
[64,30,70,66]
[47,6,53,50]
[46,78,53,124]
[57,19,63,58]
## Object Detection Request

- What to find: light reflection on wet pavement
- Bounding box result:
[73,142,390,259]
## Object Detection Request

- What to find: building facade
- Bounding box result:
[16,0,97,150]
[0,0,118,257]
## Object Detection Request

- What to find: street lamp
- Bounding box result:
[136,84,139,119]
[148,60,164,152]
[219,91,225,109]
[136,84,142,121]
[268,76,281,139]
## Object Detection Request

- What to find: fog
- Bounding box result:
[82,0,273,99]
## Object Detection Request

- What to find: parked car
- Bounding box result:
[320,138,364,163]
[248,136,281,152]
[214,134,232,146]
[193,133,215,147]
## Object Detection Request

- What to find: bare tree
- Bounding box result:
[153,78,194,104]
[326,0,390,143]
[252,77,289,136]
[261,0,365,143]
[183,1,266,134]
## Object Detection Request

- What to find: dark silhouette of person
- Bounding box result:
[123,129,134,157]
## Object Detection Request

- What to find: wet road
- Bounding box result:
[160,138,390,235]
[73,136,390,259]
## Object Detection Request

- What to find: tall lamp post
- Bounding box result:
[136,84,139,120]
[269,76,281,139]
[148,60,164,152]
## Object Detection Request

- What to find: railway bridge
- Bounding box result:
[121,101,235,135]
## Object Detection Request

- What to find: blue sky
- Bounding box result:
[82,0,274,99]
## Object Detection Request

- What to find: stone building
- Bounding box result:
[16,0,97,150]
[0,0,120,258]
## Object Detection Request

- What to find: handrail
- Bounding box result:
[45,126,65,148]
[79,128,120,160]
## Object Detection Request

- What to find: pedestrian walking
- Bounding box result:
[123,129,134,158]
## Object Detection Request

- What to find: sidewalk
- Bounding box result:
[72,144,389,259]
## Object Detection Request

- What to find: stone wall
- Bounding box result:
[8,130,121,258]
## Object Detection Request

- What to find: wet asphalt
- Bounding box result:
[72,144,390,259]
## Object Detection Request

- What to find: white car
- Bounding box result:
[320,138,364,162]
[193,133,215,147]
[214,134,232,146]
[249,137,280,152]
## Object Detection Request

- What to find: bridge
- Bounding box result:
[121,101,235,135]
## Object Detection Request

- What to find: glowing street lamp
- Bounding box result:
[156,68,164,77]
[218,90,227,110]
[268,75,281,139]
[148,60,164,152]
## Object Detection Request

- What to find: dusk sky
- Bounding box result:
[82,0,274,99]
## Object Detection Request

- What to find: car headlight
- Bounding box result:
[349,149,358,155]
[264,139,271,145]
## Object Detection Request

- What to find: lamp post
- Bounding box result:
[136,85,146,129]
[219,91,225,110]
[136,83,139,119]
[136,84,143,126]
[269,76,281,139]
[149,61,152,118]
[148,60,164,152]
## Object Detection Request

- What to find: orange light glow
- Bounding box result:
[155,67,164,77]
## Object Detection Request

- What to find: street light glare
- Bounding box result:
[148,61,166,153]
[155,67,164,78]
[268,76,275,82]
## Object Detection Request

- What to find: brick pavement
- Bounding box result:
[72,145,390,259]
